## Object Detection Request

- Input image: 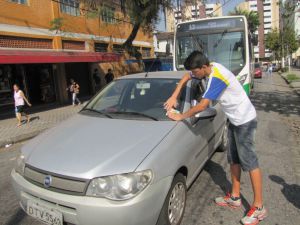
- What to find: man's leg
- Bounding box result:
[231,164,241,198]
[72,93,76,105]
[215,124,242,208]
[249,168,263,208]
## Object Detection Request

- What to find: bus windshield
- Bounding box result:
[176,31,246,75]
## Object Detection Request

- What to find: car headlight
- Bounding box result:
[15,154,25,176]
[86,170,152,200]
[238,74,248,85]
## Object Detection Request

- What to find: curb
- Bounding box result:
[0,128,46,148]
[279,73,300,97]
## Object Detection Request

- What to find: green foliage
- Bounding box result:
[229,8,260,34]
[286,73,300,82]
[49,17,64,33]
[265,28,281,60]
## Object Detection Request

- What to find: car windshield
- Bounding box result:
[83,78,185,121]
[255,63,260,68]
[176,31,246,75]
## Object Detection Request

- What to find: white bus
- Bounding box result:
[174,16,254,95]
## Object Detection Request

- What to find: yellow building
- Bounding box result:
[0,0,153,107]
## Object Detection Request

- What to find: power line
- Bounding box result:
[208,0,234,17]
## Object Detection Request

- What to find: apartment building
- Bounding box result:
[165,1,222,32]
[237,0,279,59]
[0,0,153,109]
[284,0,300,66]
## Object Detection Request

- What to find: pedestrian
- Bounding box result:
[13,84,32,127]
[268,63,273,77]
[164,51,267,225]
[67,79,81,106]
[93,68,101,91]
[105,69,114,84]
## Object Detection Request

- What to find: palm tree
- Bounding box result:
[229,8,260,34]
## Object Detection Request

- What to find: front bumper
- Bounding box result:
[11,169,173,225]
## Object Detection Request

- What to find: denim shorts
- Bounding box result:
[227,119,259,171]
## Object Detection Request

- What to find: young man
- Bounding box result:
[164,51,267,225]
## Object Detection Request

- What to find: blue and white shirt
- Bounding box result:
[202,62,256,126]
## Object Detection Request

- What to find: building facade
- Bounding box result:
[284,0,300,66]
[165,1,222,32]
[237,0,279,60]
[0,0,153,109]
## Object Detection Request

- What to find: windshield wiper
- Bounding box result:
[81,108,113,119]
[109,111,158,121]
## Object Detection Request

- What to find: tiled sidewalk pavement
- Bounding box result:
[0,104,83,148]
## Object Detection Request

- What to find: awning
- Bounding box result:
[0,50,121,64]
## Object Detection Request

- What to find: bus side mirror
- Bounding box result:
[251,34,258,45]
[166,43,170,56]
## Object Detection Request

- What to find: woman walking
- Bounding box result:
[13,84,32,127]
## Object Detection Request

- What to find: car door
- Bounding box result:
[177,79,216,184]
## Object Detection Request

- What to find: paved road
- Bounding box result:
[0,73,299,225]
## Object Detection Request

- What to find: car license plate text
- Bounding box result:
[27,201,63,225]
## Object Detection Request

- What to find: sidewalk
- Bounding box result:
[0,104,83,148]
[280,66,300,96]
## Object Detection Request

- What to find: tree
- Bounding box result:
[265,29,281,61]
[81,0,172,58]
[229,8,260,34]
[265,27,298,62]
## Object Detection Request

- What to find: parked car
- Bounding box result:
[254,63,262,78]
[11,71,228,225]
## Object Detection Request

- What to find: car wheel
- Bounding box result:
[157,173,187,225]
[217,121,229,152]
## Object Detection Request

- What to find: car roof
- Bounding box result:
[118,71,187,80]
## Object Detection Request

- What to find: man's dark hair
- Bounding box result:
[184,51,210,70]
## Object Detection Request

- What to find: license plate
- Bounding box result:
[27,201,63,225]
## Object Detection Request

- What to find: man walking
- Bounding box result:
[164,51,267,225]
[67,79,81,106]
[105,69,114,84]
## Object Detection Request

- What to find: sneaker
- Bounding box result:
[215,193,241,208]
[241,206,267,225]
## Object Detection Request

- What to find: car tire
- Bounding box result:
[156,173,187,225]
[217,121,229,152]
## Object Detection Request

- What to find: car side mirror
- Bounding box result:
[191,108,217,125]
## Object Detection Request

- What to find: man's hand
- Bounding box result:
[164,97,177,111]
[167,111,183,121]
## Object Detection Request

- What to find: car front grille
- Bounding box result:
[24,165,89,195]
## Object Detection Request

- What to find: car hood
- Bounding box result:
[22,114,176,179]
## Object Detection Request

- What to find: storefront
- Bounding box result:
[0,50,120,111]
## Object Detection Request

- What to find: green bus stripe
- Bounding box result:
[243,83,250,95]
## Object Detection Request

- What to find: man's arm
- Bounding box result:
[167,98,210,121]
[164,73,191,111]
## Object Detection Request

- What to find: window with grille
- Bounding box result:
[113,44,124,54]
[101,5,116,23]
[142,48,151,58]
[95,43,108,52]
[9,0,27,4]
[60,0,80,16]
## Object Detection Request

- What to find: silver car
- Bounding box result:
[11,71,228,225]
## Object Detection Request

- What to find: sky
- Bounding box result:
[156,0,245,31]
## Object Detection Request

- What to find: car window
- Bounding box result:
[190,78,207,105]
[84,78,183,121]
